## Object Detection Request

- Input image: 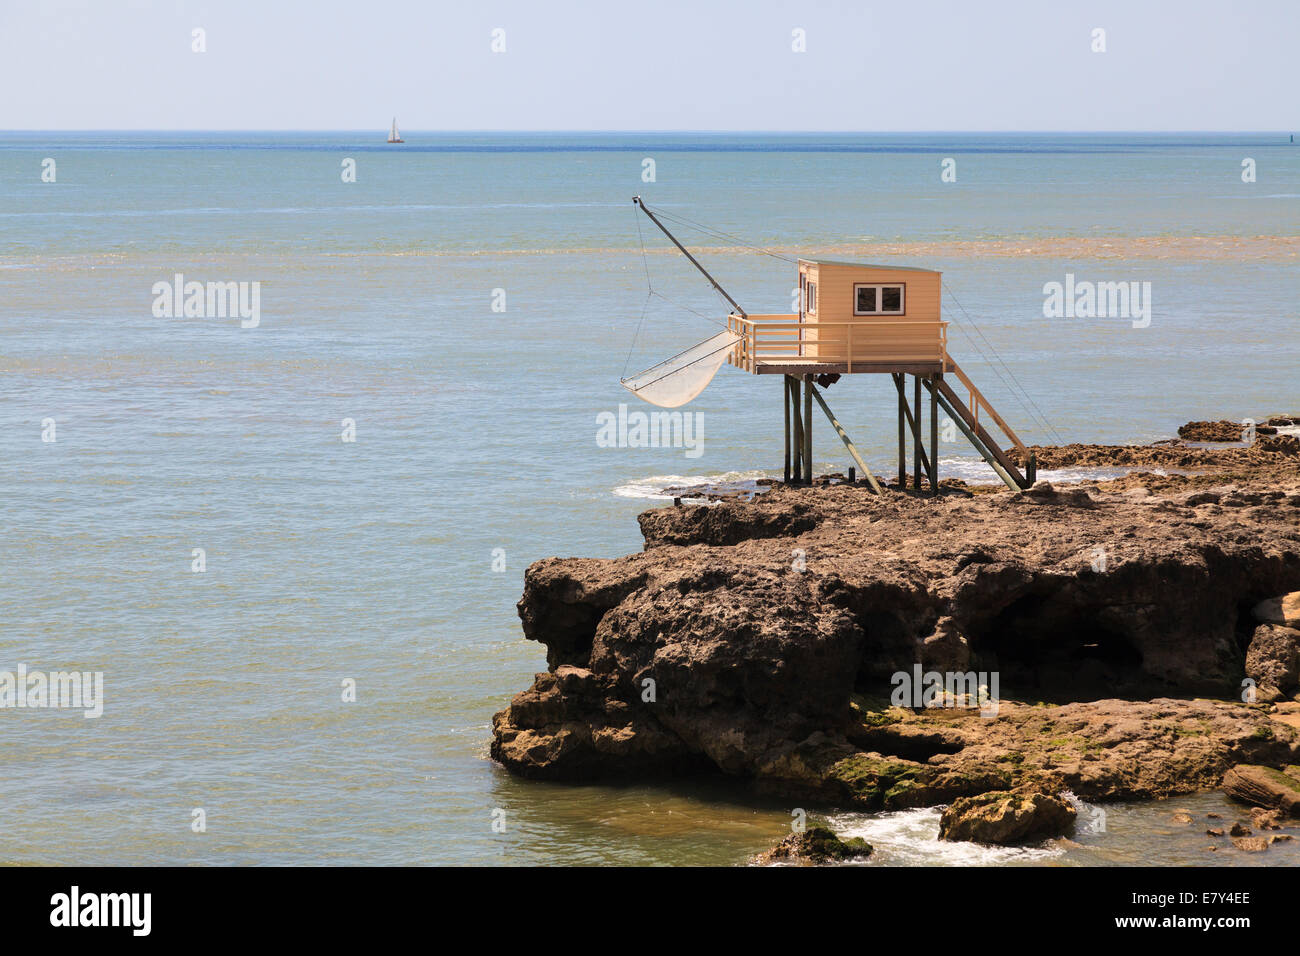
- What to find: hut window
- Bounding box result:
[805,282,817,314]
[854,283,905,315]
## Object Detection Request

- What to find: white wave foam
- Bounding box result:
[616,451,1206,502]
[938,456,1149,484]
[612,470,774,501]
[1062,791,1108,836]
[824,807,1065,866]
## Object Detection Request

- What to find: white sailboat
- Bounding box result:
[387,118,403,144]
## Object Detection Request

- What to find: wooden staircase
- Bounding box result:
[927,360,1036,491]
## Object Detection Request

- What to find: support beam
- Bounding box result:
[913,375,922,490]
[895,374,933,481]
[802,375,813,483]
[808,382,883,494]
[788,376,803,484]
[924,379,1022,492]
[894,373,906,488]
[783,376,791,484]
[933,377,1030,488]
[929,373,939,496]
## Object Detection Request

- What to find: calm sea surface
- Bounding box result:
[0,132,1296,865]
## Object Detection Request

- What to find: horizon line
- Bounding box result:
[3,128,1296,135]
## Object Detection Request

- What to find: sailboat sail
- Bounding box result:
[388,118,403,143]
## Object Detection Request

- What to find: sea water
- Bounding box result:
[0,132,1296,864]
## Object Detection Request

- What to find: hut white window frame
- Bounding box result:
[805,281,817,315]
[853,283,905,316]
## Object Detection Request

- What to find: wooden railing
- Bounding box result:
[944,360,1030,460]
[727,313,948,373]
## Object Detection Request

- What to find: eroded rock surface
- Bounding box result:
[493,433,1300,814]
[1223,764,1300,816]
[1252,592,1300,629]
[1245,624,1300,702]
[1179,420,1255,442]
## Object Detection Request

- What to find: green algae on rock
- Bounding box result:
[751,826,873,866]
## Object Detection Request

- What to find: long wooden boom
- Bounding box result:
[633,196,747,319]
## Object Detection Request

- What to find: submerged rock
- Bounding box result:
[938,790,1076,845]
[1231,836,1270,852]
[751,826,873,865]
[1250,807,1284,830]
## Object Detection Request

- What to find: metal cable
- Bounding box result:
[942,279,1065,446]
[640,202,798,263]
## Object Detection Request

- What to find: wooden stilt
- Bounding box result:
[785,374,795,481]
[894,373,906,488]
[896,376,932,484]
[929,373,939,496]
[913,375,922,490]
[783,376,791,484]
[802,374,813,483]
[808,382,883,494]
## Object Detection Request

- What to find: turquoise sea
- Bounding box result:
[0,132,1296,865]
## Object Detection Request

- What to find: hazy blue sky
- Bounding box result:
[2,0,1296,131]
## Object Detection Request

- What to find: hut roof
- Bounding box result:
[799,258,942,274]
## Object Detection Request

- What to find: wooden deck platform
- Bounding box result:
[730,310,1037,493]
[750,359,947,376]
[727,313,950,375]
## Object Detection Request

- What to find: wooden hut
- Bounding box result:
[726,259,1035,493]
[625,199,1036,494]
[729,259,947,374]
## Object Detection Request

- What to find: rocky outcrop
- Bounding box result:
[751,826,872,865]
[493,432,1300,816]
[938,790,1076,844]
[1176,419,1286,443]
[488,664,707,778]
[1179,420,1252,442]
[1010,435,1300,473]
[1245,623,1300,702]
[1222,765,1300,816]
[1252,592,1300,629]
[847,698,1297,804]
[639,496,818,545]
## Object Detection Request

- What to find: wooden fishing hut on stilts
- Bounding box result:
[622,198,1037,493]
